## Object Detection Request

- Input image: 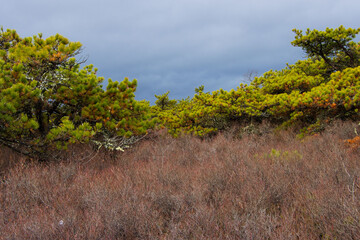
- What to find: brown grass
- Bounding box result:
[1,121,360,239]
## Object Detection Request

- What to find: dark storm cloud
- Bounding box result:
[1,0,360,102]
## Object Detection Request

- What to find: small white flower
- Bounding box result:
[59,220,64,226]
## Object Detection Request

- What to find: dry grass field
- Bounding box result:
[1,121,360,239]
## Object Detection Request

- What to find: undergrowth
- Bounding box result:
[1,121,360,239]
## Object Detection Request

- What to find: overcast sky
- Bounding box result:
[1,0,360,103]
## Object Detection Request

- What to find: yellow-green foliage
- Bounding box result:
[0,28,154,157]
[1,25,360,157]
[254,148,303,166]
[155,26,360,137]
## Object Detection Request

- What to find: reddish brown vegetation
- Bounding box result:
[1,121,360,239]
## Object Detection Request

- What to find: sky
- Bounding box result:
[1,0,360,103]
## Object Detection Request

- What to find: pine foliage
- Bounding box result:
[154,26,360,137]
[0,28,154,158]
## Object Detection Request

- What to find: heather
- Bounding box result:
[1,121,360,239]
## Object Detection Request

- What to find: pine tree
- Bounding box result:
[0,28,153,158]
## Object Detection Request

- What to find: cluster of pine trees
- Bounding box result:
[1,26,359,159]
[153,26,360,137]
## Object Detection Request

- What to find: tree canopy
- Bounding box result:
[153,26,360,137]
[0,28,154,158]
[1,26,359,159]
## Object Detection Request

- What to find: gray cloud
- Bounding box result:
[1,0,360,103]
